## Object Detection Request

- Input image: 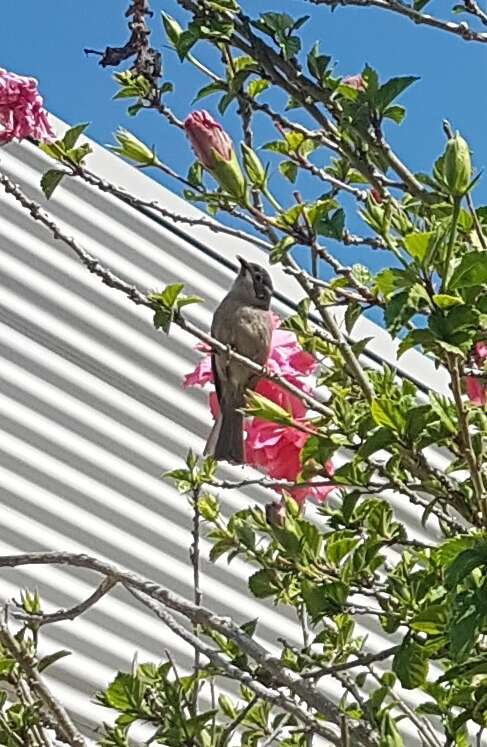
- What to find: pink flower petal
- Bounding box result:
[465,376,486,406]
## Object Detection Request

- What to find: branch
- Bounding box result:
[0,621,86,747]
[306,0,487,43]
[0,551,378,746]
[0,169,336,424]
[301,645,400,680]
[14,578,116,627]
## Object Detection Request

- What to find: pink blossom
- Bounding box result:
[245,419,335,504]
[0,69,54,144]
[184,316,335,504]
[465,376,487,407]
[474,341,487,366]
[342,74,366,92]
[184,110,232,170]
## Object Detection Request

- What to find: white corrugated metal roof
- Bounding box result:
[0,117,447,744]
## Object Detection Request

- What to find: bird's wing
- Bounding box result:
[211,352,223,404]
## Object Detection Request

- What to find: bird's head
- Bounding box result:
[234,256,273,309]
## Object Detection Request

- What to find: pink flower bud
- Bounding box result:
[184,110,232,170]
[0,68,54,144]
[342,74,366,92]
[370,188,383,204]
[184,110,246,200]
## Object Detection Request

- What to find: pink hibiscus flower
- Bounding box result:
[0,68,54,144]
[184,315,335,503]
[465,340,487,406]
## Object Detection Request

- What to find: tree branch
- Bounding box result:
[306,0,487,43]
[0,551,378,746]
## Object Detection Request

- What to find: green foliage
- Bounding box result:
[148,283,202,333]
[23,2,487,745]
[39,122,92,198]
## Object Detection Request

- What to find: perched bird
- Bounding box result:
[205,256,273,465]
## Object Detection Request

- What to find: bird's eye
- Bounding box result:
[255,273,262,282]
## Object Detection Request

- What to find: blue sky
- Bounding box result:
[2,0,487,306]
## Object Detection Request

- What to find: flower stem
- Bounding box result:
[442,197,461,291]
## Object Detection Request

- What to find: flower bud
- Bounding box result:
[342,74,366,92]
[184,110,246,200]
[443,132,471,197]
[112,128,159,166]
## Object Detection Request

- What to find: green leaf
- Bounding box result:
[432,293,463,309]
[403,231,433,263]
[198,494,219,522]
[410,605,449,635]
[358,427,393,458]
[150,283,184,309]
[344,301,361,334]
[40,169,65,200]
[450,607,481,661]
[270,236,294,265]
[376,76,419,111]
[393,640,428,689]
[245,391,294,425]
[176,28,199,60]
[161,12,183,46]
[218,92,235,115]
[449,252,487,289]
[187,161,203,188]
[307,42,331,81]
[279,160,298,183]
[68,142,92,164]
[370,399,405,434]
[247,79,269,98]
[193,81,226,103]
[248,569,277,598]
[38,649,71,672]
[218,694,236,719]
[241,143,266,187]
[445,545,487,589]
[62,122,89,150]
[383,105,405,124]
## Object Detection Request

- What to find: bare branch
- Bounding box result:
[306,0,487,43]
[14,578,116,628]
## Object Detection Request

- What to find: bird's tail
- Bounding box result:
[204,402,244,465]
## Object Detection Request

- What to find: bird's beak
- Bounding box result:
[237,255,249,272]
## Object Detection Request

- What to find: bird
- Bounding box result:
[204,256,273,465]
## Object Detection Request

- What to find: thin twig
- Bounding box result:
[14,578,116,627]
[302,645,399,680]
[217,695,259,747]
[306,0,487,43]
[0,169,335,423]
[127,589,344,745]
